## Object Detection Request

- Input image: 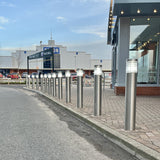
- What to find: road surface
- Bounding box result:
[0,86,138,160]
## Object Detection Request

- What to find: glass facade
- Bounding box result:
[129,17,160,84]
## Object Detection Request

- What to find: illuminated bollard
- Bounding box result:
[94,65,102,116]
[32,75,35,89]
[77,69,84,108]
[36,74,39,90]
[125,59,138,131]
[40,74,44,92]
[51,73,57,97]
[48,73,51,95]
[58,71,63,99]
[44,74,47,93]
[65,70,71,103]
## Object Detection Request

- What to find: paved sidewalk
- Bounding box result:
[27,81,160,159]
[61,84,160,154]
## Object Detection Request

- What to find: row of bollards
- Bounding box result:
[26,67,103,116]
[26,60,138,131]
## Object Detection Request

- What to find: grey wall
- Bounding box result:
[91,59,111,70]
[116,17,130,86]
[0,56,12,68]
[60,52,91,69]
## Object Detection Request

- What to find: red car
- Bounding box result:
[7,74,12,78]
[0,73,3,78]
[11,73,19,79]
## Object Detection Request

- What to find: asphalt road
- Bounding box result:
[0,85,138,160]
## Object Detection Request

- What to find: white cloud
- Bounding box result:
[56,16,66,23]
[0,1,15,7]
[73,25,106,38]
[0,16,9,24]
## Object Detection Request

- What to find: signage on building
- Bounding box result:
[28,47,60,60]
[43,47,60,54]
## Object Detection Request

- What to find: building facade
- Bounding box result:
[0,39,111,75]
[108,0,160,95]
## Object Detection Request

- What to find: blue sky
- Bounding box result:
[0,0,112,59]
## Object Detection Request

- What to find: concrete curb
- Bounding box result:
[24,87,160,160]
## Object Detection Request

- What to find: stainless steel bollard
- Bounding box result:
[32,75,35,89]
[51,73,57,97]
[58,72,63,99]
[28,75,30,88]
[77,69,83,108]
[48,73,51,95]
[36,75,39,90]
[125,59,138,131]
[44,74,47,93]
[65,71,71,103]
[40,74,44,92]
[94,66,102,116]
[26,76,28,87]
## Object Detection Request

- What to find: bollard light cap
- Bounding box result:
[126,59,138,73]
[58,71,63,78]
[94,65,102,76]
[51,73,56,78]
[65,70,71,77]
[44,74,47,78]
[36,75,39,79]
[32,75,35,78]
[76,69,83,77]
[40,74,43,78]
[28,75,30,78]
[48,73,51,79]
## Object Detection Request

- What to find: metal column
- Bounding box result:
[28,75,30,88]
[65,71,71,103]
[77,69,83,108]
[66,77,71,103]
[32,76,35,89]
[44,74,47,93]
[125,59,138,131]
[36,75,39,90]
[94,66,102,116]
[48,74,51,95]
[58,72,63,99]
[40,75,44,92]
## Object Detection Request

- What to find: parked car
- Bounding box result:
[6,73,12,78]
[31,72,38,78]
[71,73,77,81]
[0,73,3,78]
[11,73,19,79]
[85,74,92,79]
[22,72,28,78]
